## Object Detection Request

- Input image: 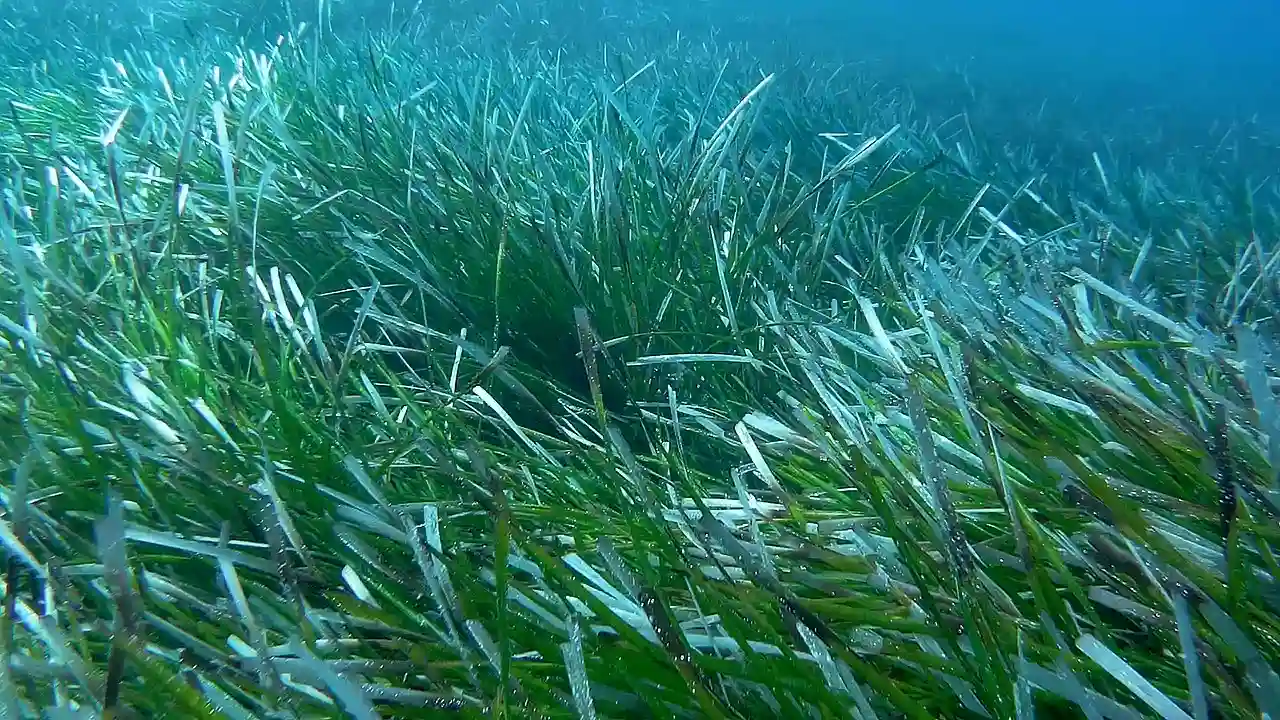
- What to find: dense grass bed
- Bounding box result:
[1,4,1278,718]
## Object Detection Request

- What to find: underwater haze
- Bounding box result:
[722,0,1280,115]
[3,0,1280,718]
[645,0,1280,137]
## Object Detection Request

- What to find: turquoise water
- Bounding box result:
[673,0,1280,122]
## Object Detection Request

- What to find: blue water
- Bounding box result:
[674,0,1280,127]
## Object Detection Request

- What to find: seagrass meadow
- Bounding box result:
[1,1,1279,718]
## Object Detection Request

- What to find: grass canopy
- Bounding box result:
[1,4,1278,719]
